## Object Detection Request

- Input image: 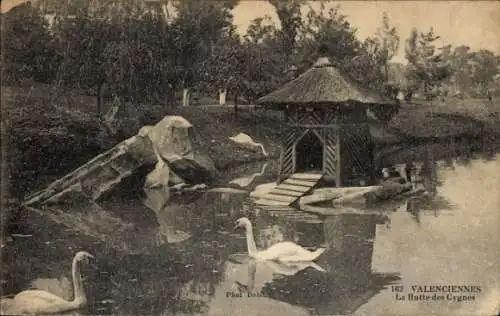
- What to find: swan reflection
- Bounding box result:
[143,186,192,244]
[229,163,269,188]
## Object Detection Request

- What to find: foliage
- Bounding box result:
[103,10,175,104]
[269,0,305,61]
[52,12,111,93]
[297,3,360,66]
[1,3,59,84]
[468,50,499,96]
[169,0,238,90]
[3,0,499,107]
[404,27,452,100]
[363,12,400,95]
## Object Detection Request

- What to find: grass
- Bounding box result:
[2,83,499,203]
[388,98,500,139]
[1,84,283,201]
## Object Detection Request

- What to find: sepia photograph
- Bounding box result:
[0,0,499,315]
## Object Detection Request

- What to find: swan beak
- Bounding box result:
[233,224,239,231]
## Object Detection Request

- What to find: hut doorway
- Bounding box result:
[295,130,323,172]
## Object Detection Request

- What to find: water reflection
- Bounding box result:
[256,214,399,315]
[3,141,498,315]
[229,163,269,188]
[143,186,192,244]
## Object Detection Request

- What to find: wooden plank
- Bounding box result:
[301,204,379,216]
[299,186,379,206]
[269,188,304,197]
[262,194,298,203]
[284,179,317,187]
[254,199,290,206]
[291,173,323,181]
[257,205,297,211]
[276,184,311,192]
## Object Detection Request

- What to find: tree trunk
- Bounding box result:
[182,88,190,107]
[233,92,238,117]
[219,88,227,106]
[96,82,104,120]
[384,63,389,84]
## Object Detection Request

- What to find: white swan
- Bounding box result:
[234,217,325,262]
[229,163,269,188]
[229,133,269,157]
[0,251,94,315]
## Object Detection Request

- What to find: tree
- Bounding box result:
[169,0,239,106]
[1,2,59,84]
[449,45,472,96]
[468,50,499,97]
[297,2,360,66]
[364,12,400,95]
[404,27,452,101]
[268,0,305,66]
[373,13,400,82]
[53,11,115,118]
[197,33,245,103]
[244,15,277,44]
[236,15,285,103]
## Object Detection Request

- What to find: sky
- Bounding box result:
[232,1,500,64]
[2,0,499,64]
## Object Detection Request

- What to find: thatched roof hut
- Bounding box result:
[253,55,399,191]
[257,57,398,109]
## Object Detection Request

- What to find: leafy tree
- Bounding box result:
[448,45,472,96]
[404,27,451,101]
[169,0,238,106]
[297,2,360,67]
[236,15,285,102]
[364,12,400,95]
[1,2,59,84]
[268,0,305,65]
[53,12,115,117]
[243,15,277,44]
[104,9,175,104]
[373,13,400,82]
[468,49,499,97]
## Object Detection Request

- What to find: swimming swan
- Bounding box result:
[0,251,95,315]
[229,133,269,157]
[234,217,325,262]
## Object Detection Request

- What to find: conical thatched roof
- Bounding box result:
[257,57,398,109]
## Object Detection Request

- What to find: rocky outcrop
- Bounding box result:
[142,116,216,184]
[23,115,216,206]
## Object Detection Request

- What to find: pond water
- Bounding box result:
[1,140,499,316]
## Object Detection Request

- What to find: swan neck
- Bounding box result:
[248,260,256,292]
[244,223,258,256]
[259,144,268,156]
[71,257,86,305]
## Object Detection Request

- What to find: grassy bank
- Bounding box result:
[1,85,283,201]
[387,98,500,140]
[2,84,499,202]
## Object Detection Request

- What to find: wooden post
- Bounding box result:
[182,88,190,107]
[277,146,284,184]
[219,88,227,105]
[335,120,342,187]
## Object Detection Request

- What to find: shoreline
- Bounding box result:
[2,85,499,204]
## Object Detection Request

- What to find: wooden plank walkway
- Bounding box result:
[255,173,322,206]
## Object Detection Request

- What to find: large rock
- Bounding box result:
[24,115,216,206]
[145,116,216,184]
